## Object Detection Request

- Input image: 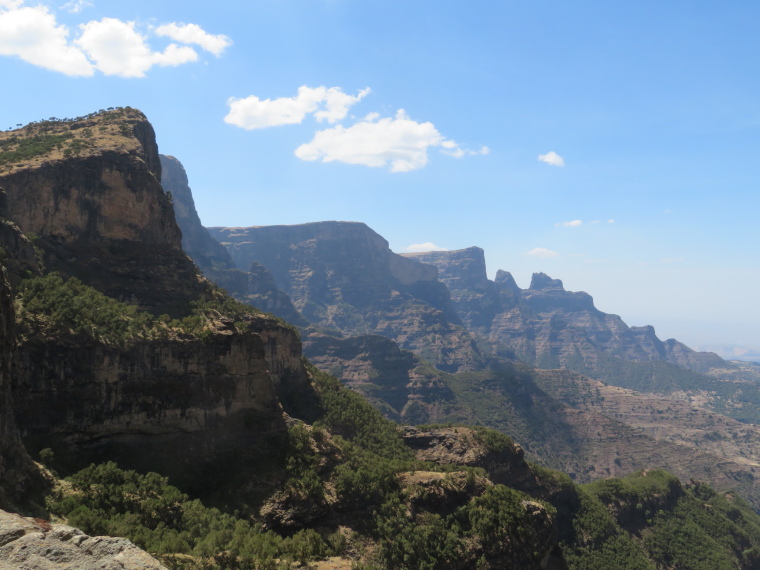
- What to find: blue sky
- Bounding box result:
[1,0,758,356]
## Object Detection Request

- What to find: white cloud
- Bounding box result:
[0,1,226,77]
[440,140,490,158]
[526,247,559,258]
[61,0,92,13]
[555,220,582,227]
[0,4,93,76]
[295,109,481,172]
[227,88,488,171]
[224,86,370,130]
[538,151,565,167]
[154,22,231,56]
[608,219,615,223]
[76,18,197,78]
[661,257,684,263]
[404,242,447,252]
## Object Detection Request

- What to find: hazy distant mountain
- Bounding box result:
[208,222,484,372]
[403,246,725,374]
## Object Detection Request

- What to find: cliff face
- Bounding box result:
[0,110,205,316]
[209,222,483,372]
[0,210,45,513]
[0,110,317,499]
[0,265,42,513]
[11,315,306,492]
[159,154,240,289]
[404,247,724,373]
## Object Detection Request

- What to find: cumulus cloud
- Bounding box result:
[295,109,483,172]
[538,151,565,167]
[0,4,93,75]
[224,86,370,130]
[555,220,582,227]
[525,247,559,258]
[154,22,231,56]
[76,18,197,77]
[404,242,447,252]
[0,1,226,77]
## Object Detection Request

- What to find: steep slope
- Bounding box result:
[403,247,760,421]
[0,110,318,503]
[0,109,205,316]
[209,223,483,372]
[160,154,306,325]
[0,237,44,513]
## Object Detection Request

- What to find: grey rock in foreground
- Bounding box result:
[0,509,167,570]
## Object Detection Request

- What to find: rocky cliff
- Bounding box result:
[404,247,726,373]
[0,262,43,513]
[11,316,300,494]
[0,110,318,502]
[0,110,205,316]
[209,222,483,372]
[160,154,306,326]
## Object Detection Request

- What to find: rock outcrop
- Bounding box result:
[11,317,301,492]
[0,509,168,569]
[402,426,541,492]
[1,110,318,500]
[0,110,205,316]
[209,222,483,372]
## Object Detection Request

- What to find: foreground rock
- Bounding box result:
[0,509,167,570]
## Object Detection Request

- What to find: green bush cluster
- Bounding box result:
[0,133,74,165]
[47,462,337,570]
[15,273,163,345]
[14,274,272,346]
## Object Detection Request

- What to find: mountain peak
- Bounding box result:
[494,270,520,292]
[529,272,564,291]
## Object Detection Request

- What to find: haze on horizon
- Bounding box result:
[0,0,757,358]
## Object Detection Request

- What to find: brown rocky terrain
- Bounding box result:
[534,369,760,467]
[0,110,319,505]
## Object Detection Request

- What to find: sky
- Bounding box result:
[1,0,758,358]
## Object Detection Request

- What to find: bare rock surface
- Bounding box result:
[0,509,167,569]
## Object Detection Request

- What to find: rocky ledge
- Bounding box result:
[0,509,167,570]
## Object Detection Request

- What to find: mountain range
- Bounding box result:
[1,108,760,569]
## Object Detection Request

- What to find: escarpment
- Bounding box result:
[0,250,44,513]
[0,110,317,500]
[11,316,302,493]
[0,109,205,317]
[404,247,727,374]
[209,222,484,372]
